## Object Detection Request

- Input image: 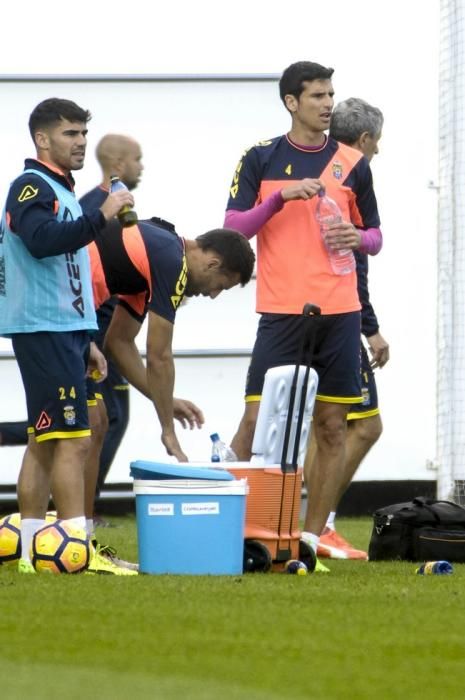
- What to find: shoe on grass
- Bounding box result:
[91,539,139,572]
[314,557,330,573]
[18,559,36,574]
[317,527,368,560]
[87,543,138,575]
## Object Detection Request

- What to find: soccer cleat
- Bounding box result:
[314,557,330,573]
[18,558,36,574]
[91,539,139,572]
[317,527,368,560]
[87,542,138,575]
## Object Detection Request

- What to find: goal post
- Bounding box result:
[437,0,465,502]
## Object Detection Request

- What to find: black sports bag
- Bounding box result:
[368,496,465,562]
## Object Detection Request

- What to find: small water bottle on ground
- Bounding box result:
[315,188,355,275]
[416,560,453,575]
[210,433,238,462]
[284,559,308,575]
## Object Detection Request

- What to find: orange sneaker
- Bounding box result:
[317,527,368,560]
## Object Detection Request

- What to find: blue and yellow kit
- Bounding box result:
[226,134,381,315]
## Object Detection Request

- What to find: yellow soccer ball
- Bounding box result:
[0,512,22,563]
[31,520,90,574]
[0,510,57,565]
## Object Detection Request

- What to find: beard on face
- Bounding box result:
[184,278,199,297]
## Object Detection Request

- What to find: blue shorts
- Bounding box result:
[347,344,380,420]
[12,331,92,442]
[86,299,127,404]
[85,376,104,406]
[245,312,362,404]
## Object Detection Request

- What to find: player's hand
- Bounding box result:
[87,342,108,382]
[366,332,390,368]
[173,398,205,429]
[161,428,188,463]
[281,178,324,202]
[100,191,135,221]
[324,222,362,250]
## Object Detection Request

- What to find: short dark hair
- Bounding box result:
[196,228,255,286]
[330,97,384,145]
[28,98,91,139]
[279,61,334,106]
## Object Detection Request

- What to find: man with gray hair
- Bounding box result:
[329,97,384,159]
[306,97,390,560]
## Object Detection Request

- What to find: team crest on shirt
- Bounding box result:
[17,184,39,202]
[332,161,344,180]
[63,405,76,426]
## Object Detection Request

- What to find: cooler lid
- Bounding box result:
[129,460,235,481]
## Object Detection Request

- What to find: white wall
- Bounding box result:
[0,0,440,486]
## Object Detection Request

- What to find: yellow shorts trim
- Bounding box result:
[35,429,92,442]
[114,384,130,391]
[88,392,105,406]
[245,394,262,403]
[27,426,35,435]
[347,408,381,421]
[316,393,363,405]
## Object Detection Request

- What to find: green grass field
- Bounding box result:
[1,515,465,700]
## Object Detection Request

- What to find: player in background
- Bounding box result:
[79,134,144,523]
[80,136,205,553]
[310,97,389,560]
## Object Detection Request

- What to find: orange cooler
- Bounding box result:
[226,462,305,571]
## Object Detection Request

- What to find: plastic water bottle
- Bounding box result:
[210,433,223,462]
[284,559,308,576]
[210,433,237,462]
[416,560,453,575]
[109,174,138,227]
[315,188,355,275]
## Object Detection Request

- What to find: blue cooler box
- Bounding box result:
[131,460,248,575]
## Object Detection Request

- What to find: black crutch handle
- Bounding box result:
[303,303,321,317]
[277,301,320,545]
[281,302,320,472]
